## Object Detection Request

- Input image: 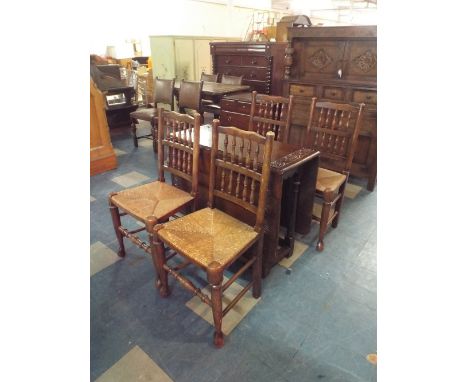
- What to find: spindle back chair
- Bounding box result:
[306,98,365,251]
[153,120,275,348]
[108,109,201,261]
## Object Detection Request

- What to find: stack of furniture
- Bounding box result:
[210,42,287,95]
[283,25,377,190]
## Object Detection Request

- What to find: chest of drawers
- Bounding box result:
[210,42,287,95]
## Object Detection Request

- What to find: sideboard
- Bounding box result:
[284,26,377,191]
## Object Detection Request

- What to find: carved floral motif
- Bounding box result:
[308,49,332,70]
[352,50,377,72]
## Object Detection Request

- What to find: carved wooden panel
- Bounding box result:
[296,41,346,80]
[345,40,377,81]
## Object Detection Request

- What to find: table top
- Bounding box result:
[198,124,319,175]
[174,81,250,96]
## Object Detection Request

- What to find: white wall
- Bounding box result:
[89,0,287,58]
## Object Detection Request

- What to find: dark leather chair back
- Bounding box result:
[221,74,243,85]
[201,72,219,82]
[154,77,175,110]
[178,80,203,113]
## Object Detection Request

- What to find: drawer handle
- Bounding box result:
[225,59,231,64]
[299,89,304,93]
[250,73,256,78]
[251,59,257,65]
[366,95,372,100]
[227,116,232,122]
[331,91,336,96]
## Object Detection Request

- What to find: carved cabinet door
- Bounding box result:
[343,40,377,83]
[295,40,346,81]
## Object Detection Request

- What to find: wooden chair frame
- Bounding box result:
[109,109,200,260]
[306,97,365,251]
[153,120,274,348]
[130,77,175,152]
[248,91,294,143]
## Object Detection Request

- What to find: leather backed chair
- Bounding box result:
[306,98,365,251]
[130,77,175,152]
[201,72,219,82]
[109,109,201,260]
[221,74,243,85]
[153,121,275,348]
[248,91,294,143]
[178,80,204,123]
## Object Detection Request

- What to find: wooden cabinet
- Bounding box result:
[210,42,287,95]
[284,26,377,190]
[90,80,117,176]
[149,36,239,81]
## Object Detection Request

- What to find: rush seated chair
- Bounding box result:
[152,121,275,348]
[109,109,201,261]
[178,79,204,124]
[248,91,294,143]
[130,77,175,152]
[305,98,365,251]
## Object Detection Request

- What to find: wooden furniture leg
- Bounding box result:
[317,189,333,252]
[131,118,138,147]
[150,120,158,153]
[109,192,126,257]
[252,237,263,299]
[153,227,170,297]
[207,261,224,348]
[332,182,346,228]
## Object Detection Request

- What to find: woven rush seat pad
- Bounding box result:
[158,207,259,268]
[130,108,157,121]
[316,167,347,193]
[111,181,194,222]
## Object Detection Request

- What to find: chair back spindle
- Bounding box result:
[208,120,274,232]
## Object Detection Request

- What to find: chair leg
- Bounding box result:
[150,121,158,154]
[207,261,224,348]
[332,183,346,228]
[152,231,170,297]
[316,189,333,252]
[131,118,138,147]
[252,237,263,299]
[108,193,125,257]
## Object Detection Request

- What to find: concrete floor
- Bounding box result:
[90,121,377,382]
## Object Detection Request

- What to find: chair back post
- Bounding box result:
[255,131,274,232]
[191,113,201,202]
[208,119,220,209]
[157,107,165,182]
[305,97,318,147]
[344,103,365,171]
[248,91,257,132]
